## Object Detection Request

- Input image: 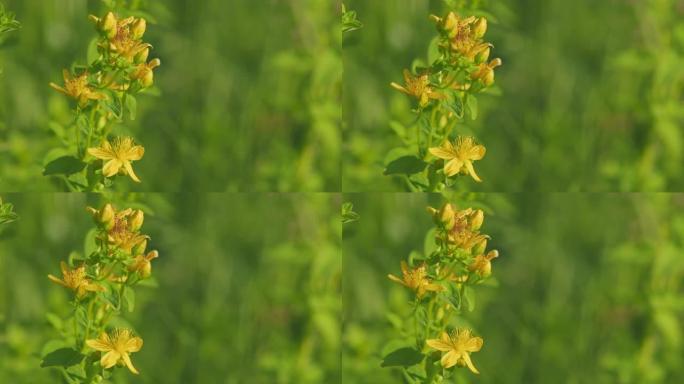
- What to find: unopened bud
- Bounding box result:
[473,17,487,39]
[131,238,147,256]
[472,237,487,255]
[93,204,115,229]
[131,18,147,40]
[128,210,144,232]
[101,12,118,40]
[134,47,150,64]
[439,203,456,229]
[470,209,484,231]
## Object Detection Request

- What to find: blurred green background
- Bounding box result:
[343,0,684,192]
[343,193,684,383]
[0,193,341,383]
[0,0,340,192]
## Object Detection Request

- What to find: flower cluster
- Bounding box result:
[43,203,159,380]
[387,10,502,190]
[384,202,500,377]
[47,11,161,190]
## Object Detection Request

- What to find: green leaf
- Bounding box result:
[123,286,135,312]
[83,228,98,258]
[465,94,478,120]
[384,156,427,175]
[463,286,476,311]
[86,37,100,65]
[381,347,424,368]
[43,156,86,176]
[40,348,84,368]
[125,95,137,120]
[342,202,360,224]
[423,228,437,256]
[45,313,63,331]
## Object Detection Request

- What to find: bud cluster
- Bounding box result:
[89,12,161,90]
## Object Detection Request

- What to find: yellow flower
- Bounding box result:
[131,58,161,88]
[49,70,106,108]
[471,58,502,87]
[47,261,104,299]
[469,250,499,277]
[86,329,143,374]
[429,136,486,182]
[109,231,149,255]
[388,261,443,298]
[128,250,159,278]
[88,137,145,182]
[426,329,483,374]
[391,69,444,108]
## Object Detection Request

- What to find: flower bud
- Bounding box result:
[470,209,484,231]
[131,238,147,256]
[439,203,456,229]
[472,237,487,255]
[134,47,150,64]
[89,204,115,229]
[473,17,487,39]
[474,45,491,64]
[101,12,118,40]
[131,18,147,40]
[128,210,144,232]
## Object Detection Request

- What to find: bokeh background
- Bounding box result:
[0,193,341,383]
[343,0,684,191]
[343,193,684,383]
[0,0,340,192]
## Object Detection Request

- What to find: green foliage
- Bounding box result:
[0,196,17,225]
[0,3,19,36]
[342,201,360,223]
[342,4,363,33]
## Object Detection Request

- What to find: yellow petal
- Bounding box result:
[88,147,115,161]
[47,274,67,287]
[429,146,455,160]
[126,145,145,161]
[390,82,409,95]
[100,350,120,369]
[86,338,112,352]
[467,144,486,161]
[387,274,405,286]
[121,352,139,374]
[444,158,464,177]
[426,338,452,352]
[59,261,68,275]
[49,83,68,95]
[462,352,480,374]
[465,336,483,352]
[102,159,123,177]
[84,282,105,292]
[400,260,409,275]
[464,161,482,182]
[125,336,143,353]
[441,350,460,369]
[122,161,141,183]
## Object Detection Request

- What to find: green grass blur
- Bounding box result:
[0,193,341,383]
[343,0,684,192]
[0,0,340,192]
